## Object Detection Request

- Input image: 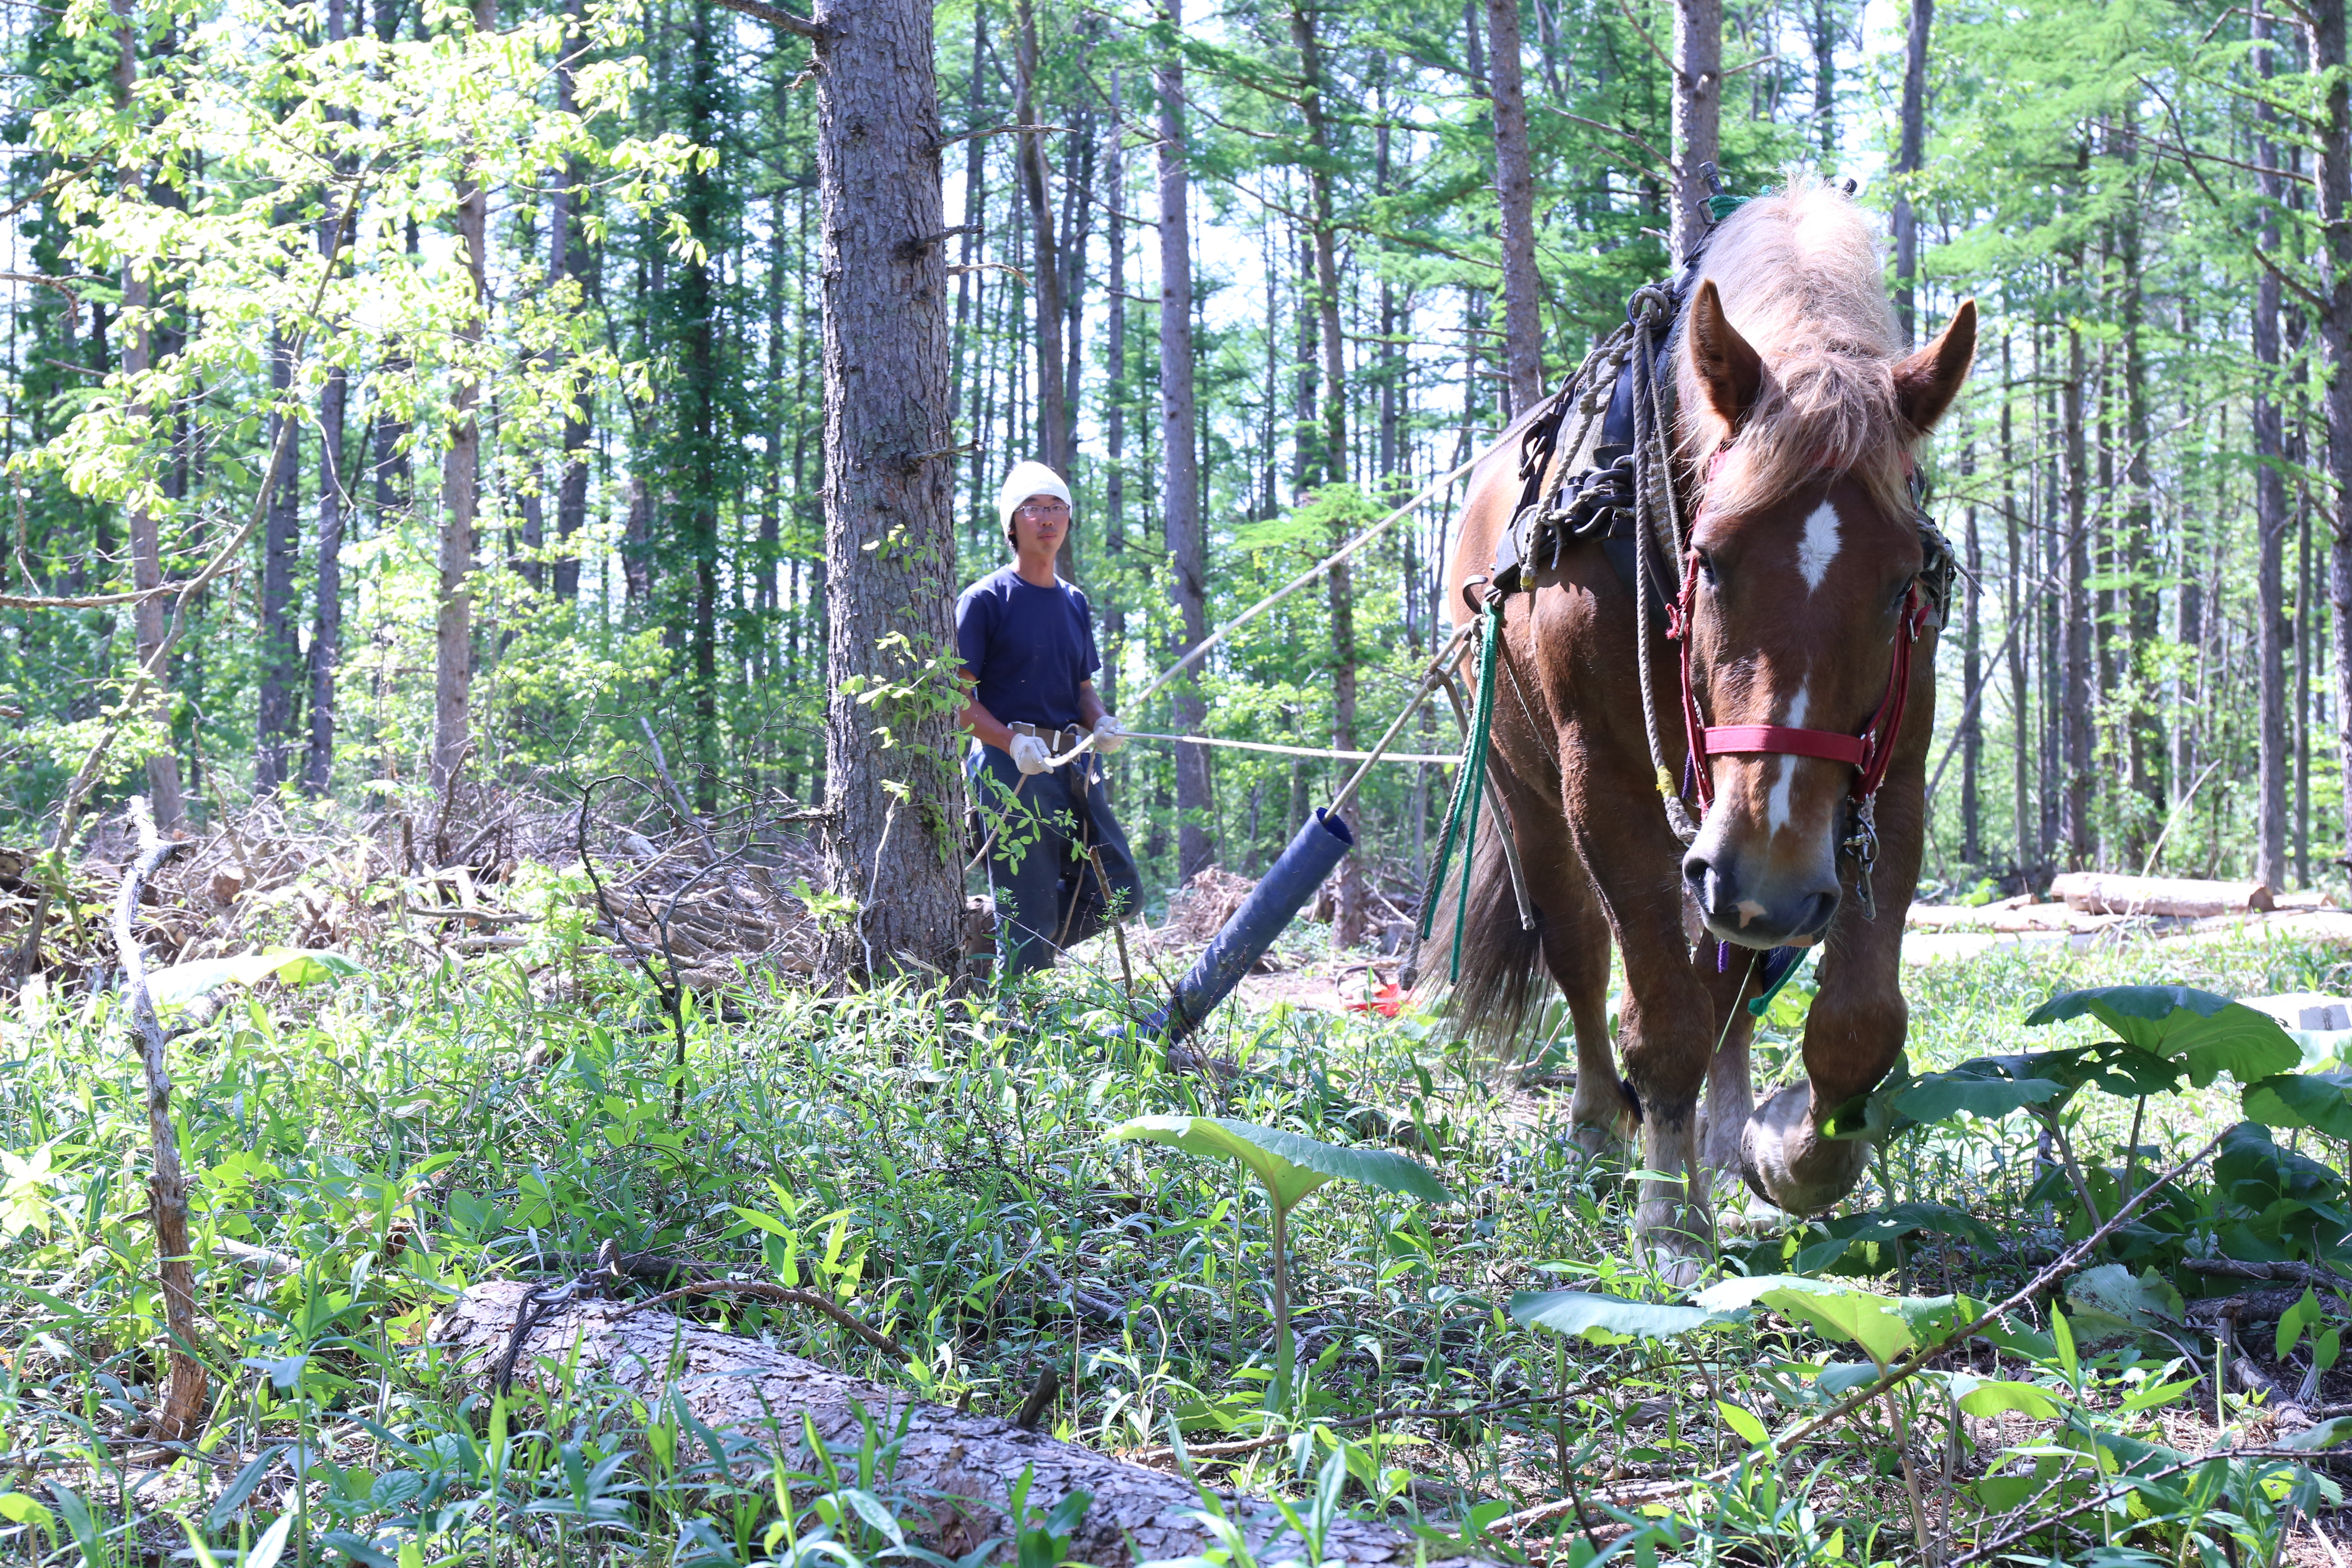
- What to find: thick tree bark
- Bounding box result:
[1669,0,1721,265]
[256,332,301,793]
[111,0,184,830]
[434,1282,1493,1568]
[2257,0,2289,890]
[1485,0,1543,413]
[1160,0,1213,881]
[433,0,492,796]
[813,0,966,980]
[1892,0,1930,344]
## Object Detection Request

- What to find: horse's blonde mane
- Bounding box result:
[1673,183,1911,521]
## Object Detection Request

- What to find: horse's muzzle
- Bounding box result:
[1681,846,1838,948]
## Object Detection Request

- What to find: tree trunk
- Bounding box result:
[2001,335,2030,880]
[1014,0,1072,580]
[1486,0,1543,413]
[2309,0,2352,864]
[1160,0,1213,880]
[2060,313,2091,869]
[1290,0,1364,946]
[256,331,300,794]
[551,0,591,603]
[434,0,491,795]
[306,358,345,797]
[111,0,184,830]
[814,0,967,981]
[1102,68,1126,714]
[432,1282,1496,1568]
[2257,0,2289,890]
[1892,0,1930,344]
[1808,0,1835,158]
[1960,450,1981,866]
[1670,0,1721,265]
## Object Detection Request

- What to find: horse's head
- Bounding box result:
[1675,280,1976,949]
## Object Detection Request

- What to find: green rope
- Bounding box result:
[1416,596,1506,983]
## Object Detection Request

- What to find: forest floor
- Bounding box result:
[3,808,2352,1564]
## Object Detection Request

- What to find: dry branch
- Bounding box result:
[2046,872,2276,917]
[434,1280,1496,1568]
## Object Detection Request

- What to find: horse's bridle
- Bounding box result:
[1663,451,1946,906]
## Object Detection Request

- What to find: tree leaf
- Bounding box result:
[2064,1265,2184,1334]
[1509,1289,1733,1344]
[1104,1116,1450,1210]
[147,948,360,1007]
[1696,1276,1916,1367]
[2243,1071,2352,1141]
[2024,986,2300,1087]
[1716,1400,1771,1446]
[1947,1375,2063,1419]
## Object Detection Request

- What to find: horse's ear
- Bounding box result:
[1894,297,1978,434]
[1687,279,1762,429]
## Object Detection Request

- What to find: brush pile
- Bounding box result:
[0,782,827,996]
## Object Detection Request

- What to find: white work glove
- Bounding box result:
[1091,714,1128,755]
[1009,732,1052,775]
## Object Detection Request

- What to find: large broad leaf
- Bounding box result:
[1945,1373,2064,1420]
[1696,1276,1932,1368]
[2243,1072,2352,1142]
[1104,1116,1451,1210]
[2065,1264,2184,1334]
[1509,1289,1735,1345]
[1895,1063,2068,1125]
[2025,986,2300,1087]
[146,947,363,1007]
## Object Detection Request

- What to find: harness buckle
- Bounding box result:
[1842,794,1880,922]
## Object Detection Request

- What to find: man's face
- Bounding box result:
[1013,494,1070,556]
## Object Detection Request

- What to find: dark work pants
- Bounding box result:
[968,743,1145,976]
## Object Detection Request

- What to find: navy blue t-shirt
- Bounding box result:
[956,566,1100,729]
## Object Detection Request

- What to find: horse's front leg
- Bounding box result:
[1743,775,1922,1216]
[1565,763,1718,1279]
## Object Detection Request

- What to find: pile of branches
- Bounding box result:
[0,772,828,996]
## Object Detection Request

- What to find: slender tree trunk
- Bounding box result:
[306,361,345,795]
[2257,0,2289,889]
[1290,0,1364,945]
[1670,0,1721,264]
[2061,315,2092,868]
[256,332,300,793]
[112,0,183,829]
[552,0,590,603]
[1014,0,1072,580]
[814,0,966,980]
[1808,0,1835,158]
[2002,334,2029,879]
[1892,0,1930,344]
[1960,447,1981,866]
[1102,67,1127,714]
[433,0,492,795]
[2309,0,2352,862]
[1486,0,1543,413]
[1159,0,1213,879]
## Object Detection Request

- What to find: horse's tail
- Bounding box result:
[1409,811,1548,1054]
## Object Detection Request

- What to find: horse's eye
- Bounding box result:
[1695,550,1720,587]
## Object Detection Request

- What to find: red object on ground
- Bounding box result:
[1348,982,1403,1018]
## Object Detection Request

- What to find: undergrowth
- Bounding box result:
[1,911,2349,1565]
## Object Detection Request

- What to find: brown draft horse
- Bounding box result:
[1429,185,1976,1275]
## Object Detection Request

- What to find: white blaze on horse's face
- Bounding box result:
[1793,501,1841,594]
[1764,686,1808,836]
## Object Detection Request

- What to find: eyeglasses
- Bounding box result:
[1016,500,1070,518]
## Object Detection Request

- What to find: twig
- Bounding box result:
[617,1279,906,1358]
[111,797,205,1441]
[1015,1365,1061,1430]
[705,0,830,39]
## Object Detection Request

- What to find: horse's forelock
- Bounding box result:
[1675,183,1913,524]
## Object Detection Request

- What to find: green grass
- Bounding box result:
[0,910,2345,1565]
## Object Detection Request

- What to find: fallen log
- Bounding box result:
[2046,872,2274,918]
[434,1281,1495,1567]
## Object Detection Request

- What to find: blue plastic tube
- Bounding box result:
[1147,808,1355,1044]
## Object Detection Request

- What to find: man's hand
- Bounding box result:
[1009,733,1052,775]
[1091,714,1128,755]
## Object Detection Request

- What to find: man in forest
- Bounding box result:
[957,462,1145,976]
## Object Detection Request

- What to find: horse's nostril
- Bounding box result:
[1799,890,1838,933]
[1681,854,1711,890]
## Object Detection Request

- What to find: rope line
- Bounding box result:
[1120,732,1464,766]
[1415,592,1505,983]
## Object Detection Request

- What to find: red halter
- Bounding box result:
[1666,459,1932,815]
